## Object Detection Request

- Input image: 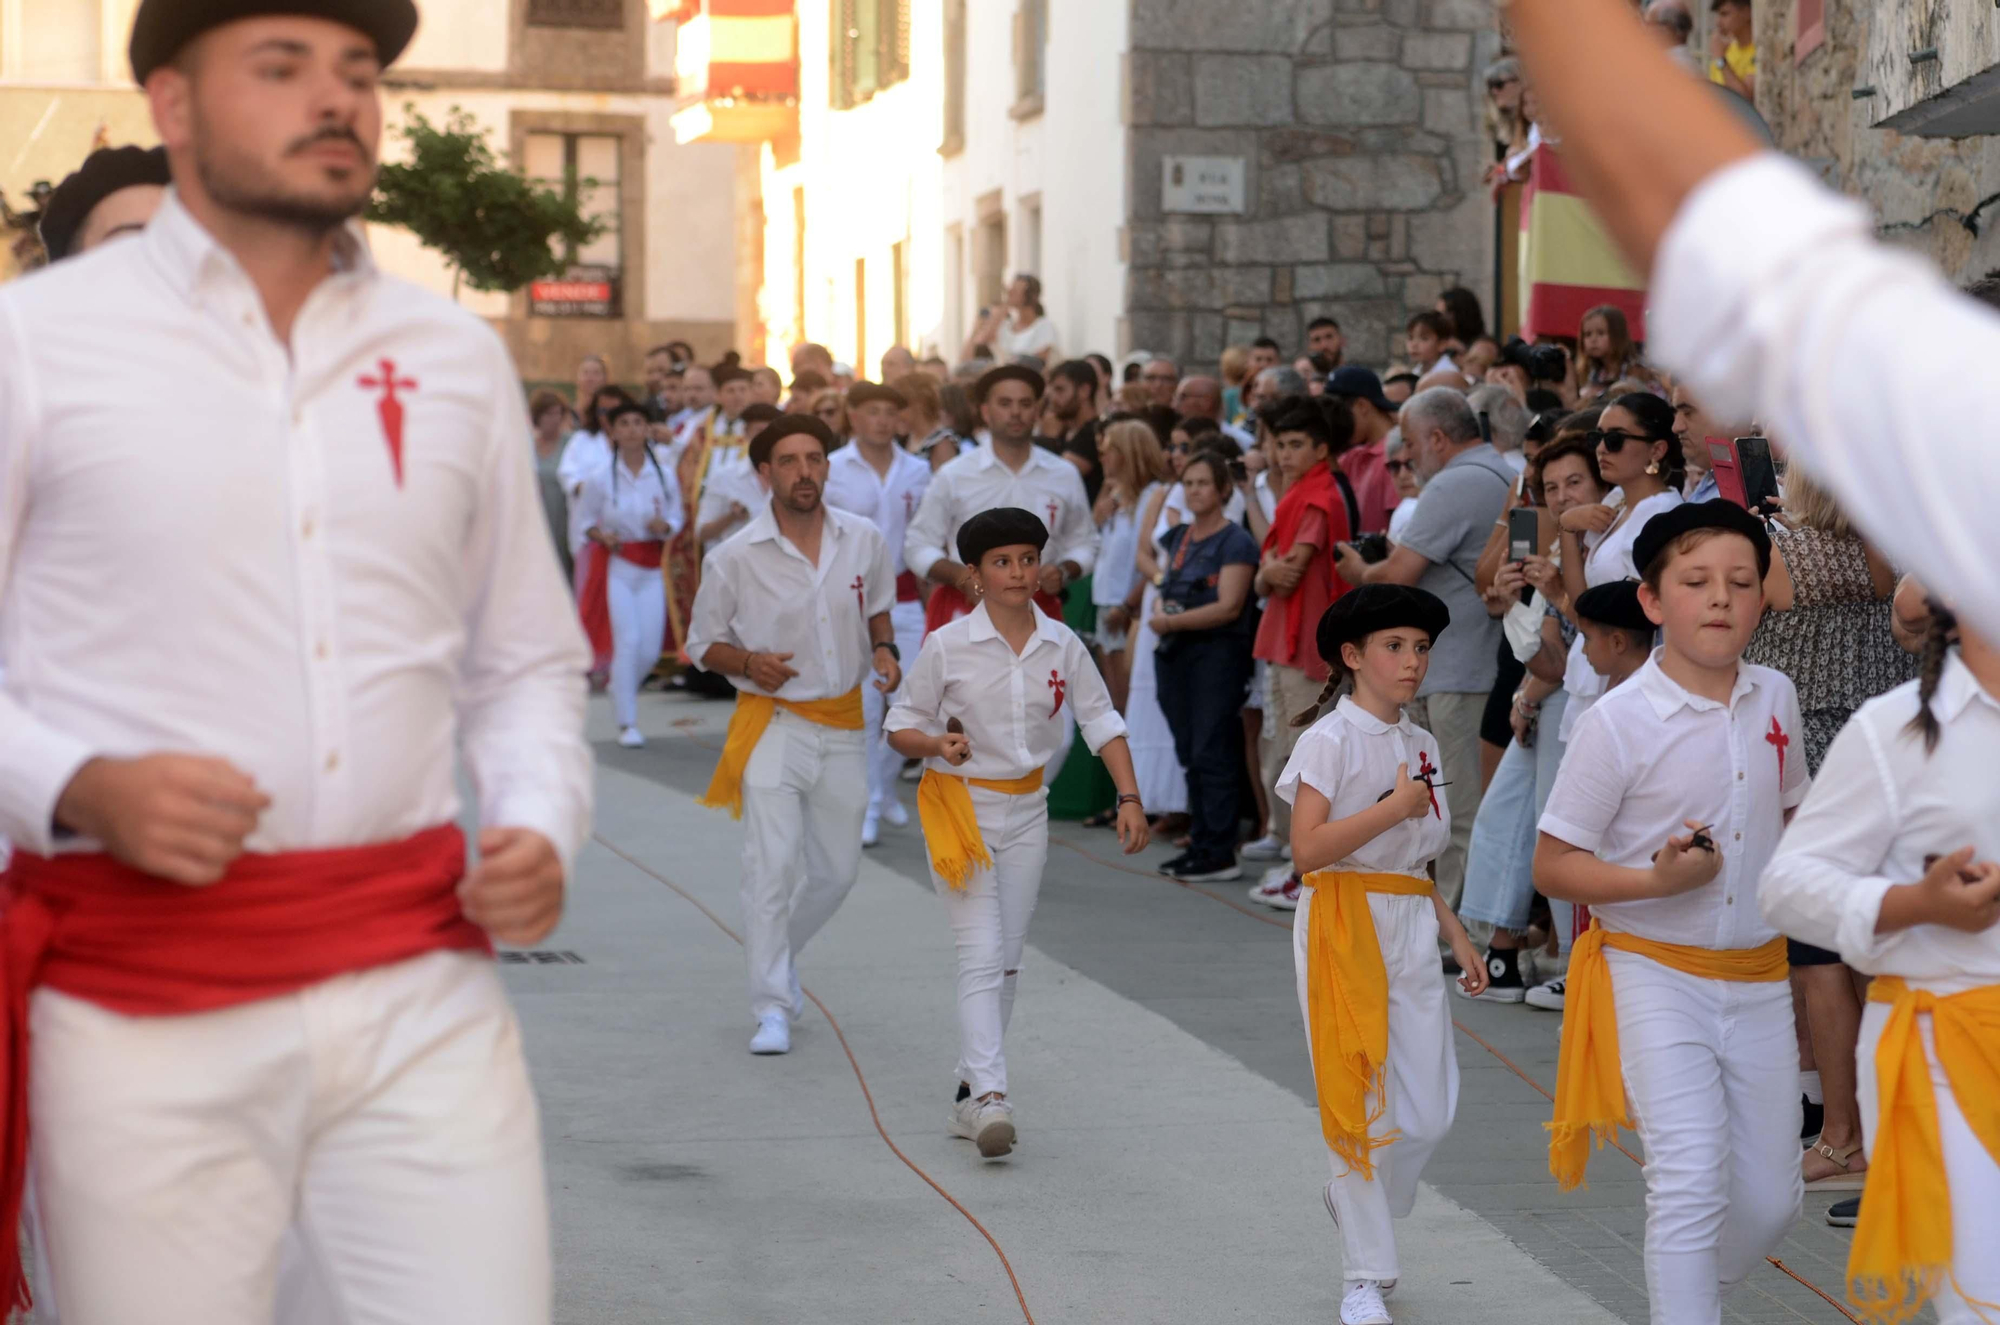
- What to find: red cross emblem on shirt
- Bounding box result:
[1416,751,1442,818]
[904,491,917,518]
[1045,499,1060,530]
[358,358,418,487]
[1048,669,1066,718]
[851,575,866,615]
[1766,716,1790,785]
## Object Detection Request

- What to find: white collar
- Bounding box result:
[964,599,1065,651]
[1633,649,1759,719]
[1334,694,1419,737]
[1928,651,2000,725]
[973,437,1053,475]
[145,187,373,308]
[742,502,847,549]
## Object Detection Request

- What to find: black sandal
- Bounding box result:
[1081,809,1118,828]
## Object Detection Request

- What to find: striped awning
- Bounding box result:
[670,0,797,100]
[1518,144,1647,343]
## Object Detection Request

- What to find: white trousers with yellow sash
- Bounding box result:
[1608,951,1801,1325]
[1292,888,1457,1285]
[1855,997,2000,1325]
[741,709,870,1021]
[930,784,1050,1096]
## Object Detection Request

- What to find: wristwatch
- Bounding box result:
[873,641,900,661]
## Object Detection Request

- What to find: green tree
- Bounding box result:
[368,106,602,297]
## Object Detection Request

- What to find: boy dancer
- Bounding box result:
[1535,502,1809,1325]
[1573,580,1654,693]
[887,509,1148,1158]
[688,416,899,1056]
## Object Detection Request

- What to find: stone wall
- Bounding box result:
[1123,0,1499,370]
[1759,0,2000,280]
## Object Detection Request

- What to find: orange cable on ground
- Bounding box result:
[593,834,1038,1325]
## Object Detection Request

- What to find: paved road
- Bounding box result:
[511,689,1872,1324]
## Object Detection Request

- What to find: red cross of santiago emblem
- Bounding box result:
[1416,751,1442,818]
[1045,499,1060,530]
[851,575,866,615]
[1048,669,1066,718]
[1766,716,1790,785]
[358,358,418,486]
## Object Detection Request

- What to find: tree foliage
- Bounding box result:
[367,106,603,295]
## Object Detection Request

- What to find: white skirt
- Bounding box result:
[1123,584,1188,814]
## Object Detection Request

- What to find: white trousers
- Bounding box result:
[1292,889,1458,1284]
[862,600,927,814]
[1609,951,1802,1325]
[1855,1001,2000,1325]
[607,556,665,729]
[741,712,869,1020]
[932,786,1051,1096]
[28,950,548,1325]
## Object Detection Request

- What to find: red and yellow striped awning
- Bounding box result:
[666,0,797,99]
[1518,144,1647,343]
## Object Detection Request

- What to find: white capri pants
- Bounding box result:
[27,950,548,1325]
[1292,888,1458,1285]
[1609,951,1802,1325]
[607,556,666,729]
[741,711,870,1021]
[1855,998,2000,1325]
[862,600,927,813]
[931,785,1051,1097]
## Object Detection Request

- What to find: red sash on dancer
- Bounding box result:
[577,540,667,664]
[922,582,1065,635]
[0,824,487,1311]
[897,571,922,604]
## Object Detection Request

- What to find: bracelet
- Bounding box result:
[1513,691,1541,713]
[1116,793,1144,809]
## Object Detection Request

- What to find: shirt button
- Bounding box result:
[325,751,340,772]
[302,514,316,538]
[1737,771,1744,781]
[316,641,330,660]
[1734,831,1742,841]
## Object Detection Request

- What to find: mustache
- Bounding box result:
[286,126,370,159]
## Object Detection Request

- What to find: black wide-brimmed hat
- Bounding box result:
[956,507,1049,566]
[130,0,420,83]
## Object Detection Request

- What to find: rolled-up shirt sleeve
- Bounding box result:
[1760,716,1901,961]
[1652,152,2000,643]
[904,474,955,581]
[1537,707,1629,854]
[1064,631,1127,754]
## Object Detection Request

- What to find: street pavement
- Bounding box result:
[508,688,1875,1324]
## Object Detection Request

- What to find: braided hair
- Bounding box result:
[1904,598,1959,755]
[1291,654,1355,728]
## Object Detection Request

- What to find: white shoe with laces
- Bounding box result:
[1324,1186,1395,1300]
[1341,1280,1392,1325]
[1241,833,1289,861]
[749,1012,790,1055]
[861,810,880,848]
[1525,978,1566,1011]
[880,798,910,828]
[949,1094,1016,1158]
[618,726,645,748]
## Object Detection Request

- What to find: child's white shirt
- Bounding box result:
[1276,696,1449,881]
[1763,654,2000,994]
[1540,650,1809,949]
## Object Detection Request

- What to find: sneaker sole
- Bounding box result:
[1459,985,1527,1003]
[1172,867,1244,882]
[976,1119,1016,1158]
[1524,997,1565,1011]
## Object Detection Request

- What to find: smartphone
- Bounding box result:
[1707,436,1781,512]
[1508,508,1540,604]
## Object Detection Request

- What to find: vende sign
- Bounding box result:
[530,265,620,318]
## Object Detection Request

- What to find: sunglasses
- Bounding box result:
[1384,459,1411,474]
[1586,428,1666,454]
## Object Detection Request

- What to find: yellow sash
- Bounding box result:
[1300,870,1436,1180]
[1548,924,1788,1190]
[1847,978,2000,1325]
[916,768,1044,891]
[697,689,864,819]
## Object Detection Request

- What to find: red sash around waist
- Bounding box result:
[0,823,487,1311]
[616,539,665,570]
[897,570,922,603]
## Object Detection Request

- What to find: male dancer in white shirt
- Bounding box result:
[687,416,900,1056]
[824,381,933,846]
[0,2,591,1321]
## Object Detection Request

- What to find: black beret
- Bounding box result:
[131,0,418,82]
[956,507,1049,567]
[846,382,908,410]
[974,364,1046,405]
[1573,580,1655,635]
[749,413,836,468]
[38,146,170,262]
[1315,584,1450,665]
[1631,498,1773,582]
[603,400,649,427]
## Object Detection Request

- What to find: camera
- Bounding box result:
[1350,533,1390,564]
[1501,337,1569,384]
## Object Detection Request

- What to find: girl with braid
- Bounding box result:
[1763,593,2000,1325]
[1277,585,1487,1325]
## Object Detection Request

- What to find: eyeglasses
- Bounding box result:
[1586,428,1666,454]
[1487,76,1519,91]
[1384,459,1411,474]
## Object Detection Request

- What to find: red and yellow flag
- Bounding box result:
[1518,144,1647,343]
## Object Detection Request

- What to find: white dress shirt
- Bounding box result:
[684,504,895,701]
[887,602,1125,782]
[1652,152,2000,647]
[1275,697,1450,882]
[556,429,611,554]
[824,441,932,578]
[1558,487,1684,742]
[1762,655,2000,995]
[0,191,591,862]
[694,437,758,547]
[1540,652,1809,948]
[572,445,685,544]
[903,439,1099,580]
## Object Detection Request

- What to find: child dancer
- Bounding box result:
[1279,584,1487,1325]
[1763,595,2000,1325]
[1536,501,1809,1325]
[1572,580,1653,694]
[886,508,1150,1159]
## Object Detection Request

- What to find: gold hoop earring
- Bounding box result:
[1645,459,1661,477]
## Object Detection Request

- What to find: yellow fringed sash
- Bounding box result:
[697,689,864,819]
[1547,924,1787,1190]
[1300,870,1435,1180]
[915,768,1044,890]
[1847,978,2000,1325]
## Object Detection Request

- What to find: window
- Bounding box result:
[941,0,967,155]
[831,0,910,109]
[1795,0,1825,64]
[945,223,965,353]
[854,257,869,374]
[527,0,625,29]
[1013,0,1046,115]
[891,239,909,353]
[974,202,1007,314]
[2,0,100,82]
[524,131,624,317]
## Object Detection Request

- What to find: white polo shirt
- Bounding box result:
[684,504,895,702]
[887,602,1125,782]
[904,438,1099,581]
[1276,696,1450,883]
[824,441,932,581]
[1540,651,1809,949]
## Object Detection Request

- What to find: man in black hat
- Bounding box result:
[37,145,171,262]
[0,2,591,1320]
[1325,366,1402,536]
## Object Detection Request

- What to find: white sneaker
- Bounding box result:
[861,810,880,848]
[1323,1189,1395,1297]
[1241,833,1289,861]
[1341,1279,1392,1325]
[788,967,805,1021]
[617,726,645,749]
[1247,868,1300,911]
[1525,978,1566,1011]
[880,798,909,828]
[748,1012,790,1055]
[949,1094,1016,1158]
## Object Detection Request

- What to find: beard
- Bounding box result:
[193,111,375,234]
[779,480,821,514]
